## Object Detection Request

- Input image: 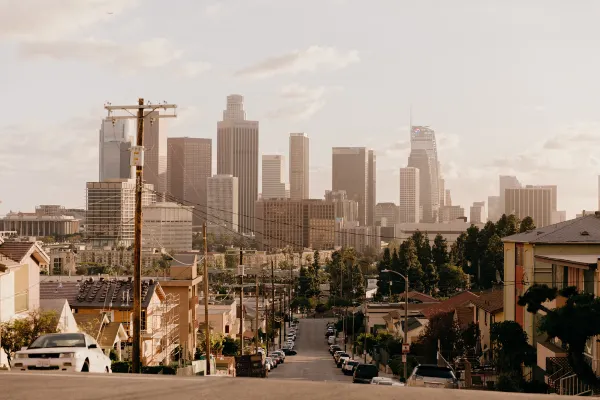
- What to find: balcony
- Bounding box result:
[14,291,29,314]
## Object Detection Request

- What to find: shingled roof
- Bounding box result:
[0,242,35,263]
[40,278,162,310]
[422,291,479,319]
[502,214,600,244]
[470,289,503,314]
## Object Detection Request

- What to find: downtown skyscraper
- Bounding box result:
[407,126,440,223]
[332,147,376,227]
[99,118,132,181]
[144,111,168,196]
[262,155,287,199]
[217,95,259,234]
[289,133,309,200]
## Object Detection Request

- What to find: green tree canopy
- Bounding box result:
[519,216,536,233]
[490,320,536,376]
[432,233,450,267]
[437,264,469,297]
[1,310,59,366]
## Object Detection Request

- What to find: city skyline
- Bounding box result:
[3,1,600,218]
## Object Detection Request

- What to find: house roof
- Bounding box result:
[502,214,600,244]
[0,242,35,263]
[98,322,128,348]
[454,306,474,329]
[39,298,68,315]
[74,313,109,336]
[400,316,424,333]
[40,278,161,310]
[534,254,599,269]
[399,291,440,304]
[422,291,479,319]
[470,289,503,314]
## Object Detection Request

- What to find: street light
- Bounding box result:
[382,269,409,382]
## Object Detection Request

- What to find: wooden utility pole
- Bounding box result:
[271,260,275,349]
[203,223,210,375]
[279,291,283,349]
[255,271,259,352]
[239,250,244,355]
[104,99,177,373]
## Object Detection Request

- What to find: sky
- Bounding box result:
[1,0,600,219]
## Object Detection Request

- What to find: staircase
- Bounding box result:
[546,357,598,396]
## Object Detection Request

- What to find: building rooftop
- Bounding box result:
[421,291,479,319]
[503,214,600,244]
[0,241,36,263]
[470,289,503,314]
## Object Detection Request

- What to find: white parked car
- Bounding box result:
[13,332,112,373]
[371,377,404,386]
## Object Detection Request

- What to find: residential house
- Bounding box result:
[157,254,203,358]
[383,311,428,344]
[421,291,479,320]
[502,214,600,392]
[365,302,436,333]
[468,289,504,361]
[197,299,238,338]
[40,277,177,366]
[74,313,128,361]
[39,298,78,333]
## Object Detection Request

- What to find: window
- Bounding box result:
[584,269,595,295]
[225,325,230,334]
[141,310,147,331]
[562,266,569,289]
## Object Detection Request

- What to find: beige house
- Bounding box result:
[39,298,78,333]
[467,289,504,360]
[197,299,238,337]
[74,313,128,361]
[503,214,600,394]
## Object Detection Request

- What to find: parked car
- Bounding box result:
[283,348,297,356]
[342,360,359,375]
[371,377,404,386]
[334,351,348,364]
[329,345,341,355]
[269,353,282,365]
[353,364,379,384]
[337,355,350,368]
[264,357,273,371]
[407,364,459,389]
[12,333,111,373]
[273,350,286,362]
[333,350,344,361]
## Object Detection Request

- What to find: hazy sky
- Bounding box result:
[2,0,600,219]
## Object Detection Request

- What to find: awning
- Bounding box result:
[535,254,599,270]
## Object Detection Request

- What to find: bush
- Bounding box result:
[111,361,131,373]
[142,366,177,375]
[495,373,522,392]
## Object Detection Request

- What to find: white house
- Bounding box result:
[39,298,78,333]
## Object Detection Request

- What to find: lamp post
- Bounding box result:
[382,269,409,382]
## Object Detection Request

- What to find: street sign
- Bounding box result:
[402,344,410,353]
[402,354,407,363]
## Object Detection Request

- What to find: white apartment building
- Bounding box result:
[399,167,420,223]
[142,202,193,252]
[207,174,239,232]
[86,179,155,248]
[261,155,287,199]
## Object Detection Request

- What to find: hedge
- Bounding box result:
[111,361,176,375]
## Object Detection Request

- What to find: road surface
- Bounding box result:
[268,318,353,382]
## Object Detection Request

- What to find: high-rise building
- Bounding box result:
[439,178,445,207]
[143,111,168,196]
[375,202,398,227]
[332,147,370,226]
[470,201,485,224]
[262,155,287,199]
[99,118,133,181]
[324,190,359,223]
[86,179,155,248]
[217,95,259,234]
[367,150,376,226]
[505,186,552,228]
[439,205,465,223]
[407,126,440,222]
[289,133,309,200]
[445,190,452,207]
[207,174,239,232]
[167,137,212,229]
[142,202,193,252]
[399,167,420,223]
[254,199,335,251]
[488,195,501,221]
[499,175,522,213]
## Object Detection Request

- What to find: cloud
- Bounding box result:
[542,123,600,150]
[266,84,331,121]
[0,0,139,40]
[204,2,224,18]
[179,61,212,78]
[235,46,359,79]
[17,37,202,73]
[437,132,460,150]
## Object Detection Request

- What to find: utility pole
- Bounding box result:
[289,254,293,326]
[262,268,267,354]
[279,290,283,349]
[239,250,244,356]
[271,260,275,350]
[104,99,177,373]
[203,223,210,375]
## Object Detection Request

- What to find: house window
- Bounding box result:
[141,310,147,331]
[225,325,230,334]
[563,266,569,289]
[584,269,595,295]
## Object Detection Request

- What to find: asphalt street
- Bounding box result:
[267,318,354,382]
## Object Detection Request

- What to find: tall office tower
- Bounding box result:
[324,190,359,223]
[262,155,287,199]
[439,205,466,222]
[407,126,440,222]
[99,118,133,181]
[86,179,155,248]
[207,174,239,232]
[367,150,376,226]
[445,189,452,207]
[439,178,445,207]
[217,95,259,234]
[488,195,501,221]
[143,111,168,197]
[399,167,420,223]
[470,201,486,224]
[289,133,309,200]
[167,137,212,229]
[375,202,398,227]
[499,175,522,213]
[332,147,369,226]
[142,202,193,252]
[255,199,335,251]
[505,186,553,228]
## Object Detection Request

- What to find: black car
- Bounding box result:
[283,348,297,356]
[353,363,379,384]
[329,345,341,355]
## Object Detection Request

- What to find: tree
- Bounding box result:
[423,264,439,296]
[432,234,449,267]
[464,225,481,278]
[495,214,519,237]
[1,310,59,366]
[415,311,463,363]
[461,322,480,354]
[518,284,600,388]
[480,234,504,287]
[196,331,224,356]
[450,232,467,270]
[437,264,469,297]
[411,230,432,269]
[490,321,536,379]
[225,254,237,269]
[297,265,311,297]
[399,238,423,292]
[222,336,239,356]
[376,248,392,299]
[519,216,536,233]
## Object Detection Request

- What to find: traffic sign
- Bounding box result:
[402,344,410,353]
